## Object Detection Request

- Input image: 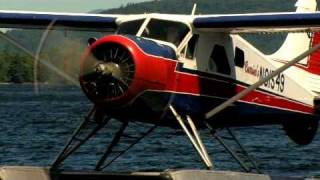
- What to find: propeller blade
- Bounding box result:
[34,19,57,94]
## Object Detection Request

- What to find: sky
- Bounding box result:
[0,0,151,13]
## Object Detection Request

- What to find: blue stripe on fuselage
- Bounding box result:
[126,35,177,59]
[175,62,311,107]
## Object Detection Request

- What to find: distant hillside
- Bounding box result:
[102,0,295,14]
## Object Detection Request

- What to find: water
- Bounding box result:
[0,84,320,178]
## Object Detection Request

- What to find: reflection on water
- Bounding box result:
[0,84,319,177]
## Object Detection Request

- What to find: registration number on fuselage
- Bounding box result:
[244,61,285,93]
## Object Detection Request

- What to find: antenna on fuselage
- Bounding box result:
[191,3,197,15]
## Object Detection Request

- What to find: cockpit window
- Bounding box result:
[142,19,190,46]
[117,19,145,35]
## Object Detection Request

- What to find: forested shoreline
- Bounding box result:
[0,29,102,84]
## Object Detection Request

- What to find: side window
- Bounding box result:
[185,35,199,60]
[209,45,231,75]
[234,47,245,68]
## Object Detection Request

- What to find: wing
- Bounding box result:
[193,12,320,33]
[0,10,121,31]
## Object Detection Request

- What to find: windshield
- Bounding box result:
[141,19,190,46]
[117,19,145,35]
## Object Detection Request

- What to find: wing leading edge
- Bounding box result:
[193,12,320,33]
[0,10,120,31]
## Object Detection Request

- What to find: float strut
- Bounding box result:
[169,105,213,169]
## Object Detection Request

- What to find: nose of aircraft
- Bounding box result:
[79,34,175,109]
[79,35,136,106]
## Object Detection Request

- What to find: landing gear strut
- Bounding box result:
[50,106,157,171]
[170,104,261,173]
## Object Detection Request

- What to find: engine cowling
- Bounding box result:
[79,35,176,108]
[80,42,133,105]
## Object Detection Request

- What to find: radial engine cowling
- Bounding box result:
[80,36,138,107]
[79,35,174,107]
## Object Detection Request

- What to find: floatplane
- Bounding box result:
[1,0,320,176]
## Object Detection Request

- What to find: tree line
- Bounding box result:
[0,50,33,83]
[0,29,103,83]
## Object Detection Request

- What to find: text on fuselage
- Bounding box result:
[244,61,285,93]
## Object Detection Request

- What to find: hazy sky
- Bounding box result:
[0,0,151,13]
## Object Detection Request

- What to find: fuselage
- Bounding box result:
[80,13,320,128]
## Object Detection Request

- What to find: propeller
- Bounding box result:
[80,42,135,100]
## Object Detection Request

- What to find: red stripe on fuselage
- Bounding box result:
[141,55,314,114]
[236,86,314,114]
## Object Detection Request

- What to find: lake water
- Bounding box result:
[0,84,320,178]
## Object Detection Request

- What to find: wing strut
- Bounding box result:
[205,43,320,120]
[169,105,213,169]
